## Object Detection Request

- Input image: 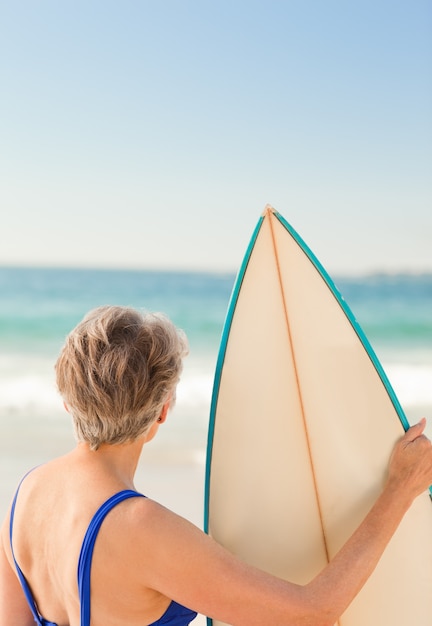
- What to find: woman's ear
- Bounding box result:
[157,401,170,424]
[63,402,70,413]
[144,401,171,444]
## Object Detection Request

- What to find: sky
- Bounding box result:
[0,0,431,275]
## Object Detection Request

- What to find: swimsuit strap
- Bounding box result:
[77,489,146,626]
[9,470,57,626]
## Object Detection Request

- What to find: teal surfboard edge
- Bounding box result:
[204,214,265,626]
[271,209,411,434]
[204,214,266,535]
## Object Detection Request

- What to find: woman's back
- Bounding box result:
[8,453,197,626]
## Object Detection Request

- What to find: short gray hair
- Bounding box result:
[55,305,188,450]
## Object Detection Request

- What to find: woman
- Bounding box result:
[1,304,432,626]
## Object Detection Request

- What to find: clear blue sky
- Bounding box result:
[1,0,431,274]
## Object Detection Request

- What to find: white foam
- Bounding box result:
[1,353,430,421]
[384,363,432,407]
[177,372,213,408]
[0,375,61,415]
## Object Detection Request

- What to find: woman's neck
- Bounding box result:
[74,436,146,489]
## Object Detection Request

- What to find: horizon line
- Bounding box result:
[0,263,432,280]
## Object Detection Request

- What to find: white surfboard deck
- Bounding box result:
[204,207,432,626]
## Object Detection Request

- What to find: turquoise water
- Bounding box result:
[338,274,432,350]
[0,268,232,355]
[0,267,431,425]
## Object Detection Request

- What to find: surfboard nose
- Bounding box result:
[262,204,276,217]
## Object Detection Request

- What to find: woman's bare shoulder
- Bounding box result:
[0,513,35,626]
[101,496,306,624]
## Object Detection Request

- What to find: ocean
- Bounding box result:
[1,267,432,524]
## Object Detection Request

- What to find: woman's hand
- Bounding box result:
[386,418,432,503]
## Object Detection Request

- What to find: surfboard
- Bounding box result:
[204,207,432,626]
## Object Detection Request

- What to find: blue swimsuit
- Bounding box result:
[10,484,197,626]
